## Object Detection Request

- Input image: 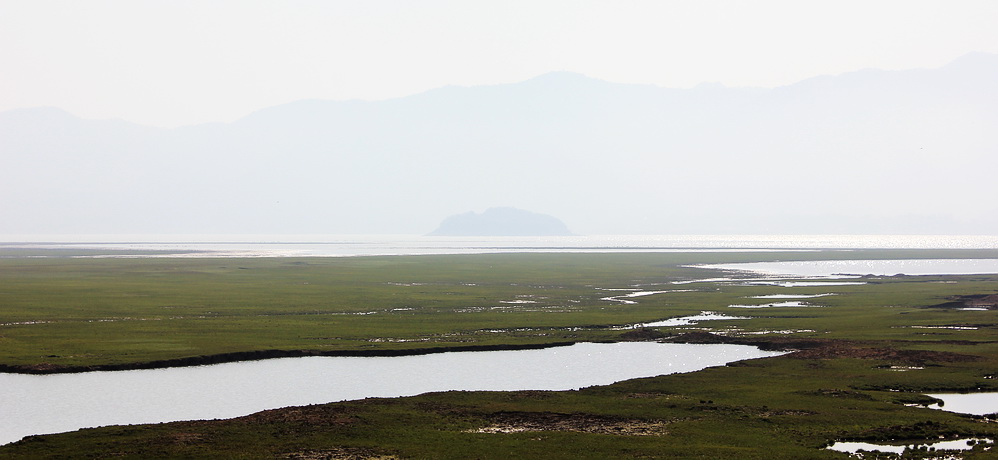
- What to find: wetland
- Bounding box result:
[1,246,997,458]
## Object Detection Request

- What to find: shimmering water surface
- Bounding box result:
[0,342,782,445]
[827,438,994,455]
[1,234,995,447]
[700,258,998,277]
[2,234,996,258]
[927,392,998,416]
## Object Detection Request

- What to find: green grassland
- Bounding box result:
[1,249,997,458]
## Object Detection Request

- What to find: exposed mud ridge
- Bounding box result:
[662,331,742,345]
[469,411,675,436]
[798,388,876,400]
[838,420,968,443]
[929,293,998,310]
[281,447,400,460]
[0,342,576,375]
[667,332,983,365]
[664,331,835,352]
[788,344,980,364]
[618,327,668,341]
[234,404,361,426]
[165,431,207,446]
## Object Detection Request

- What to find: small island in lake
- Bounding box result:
[428,207,573,236]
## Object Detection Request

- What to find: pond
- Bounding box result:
[827,438,994,456]
[728,301,817,309]
[640,312,748,327]
[926,392,998,416]
[0,342,783,445]
[6,234,996,258]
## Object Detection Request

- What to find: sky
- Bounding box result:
[3,0,998,128]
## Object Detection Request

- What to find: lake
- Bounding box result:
[2,236,995,447]
[696,258,998,278]
[2,234,997,258]
[0,342,783,445]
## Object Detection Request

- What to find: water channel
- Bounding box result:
[0,342,783,445]
[4,244,997,448]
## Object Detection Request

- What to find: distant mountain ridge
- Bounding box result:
[429,208,572,236]
[2,53,996,235]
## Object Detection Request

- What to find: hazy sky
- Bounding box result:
[2,0,998,128]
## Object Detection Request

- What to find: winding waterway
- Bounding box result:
[3,237,996,447]
[0,342,783,445]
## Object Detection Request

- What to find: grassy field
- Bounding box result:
[0,249,996,458]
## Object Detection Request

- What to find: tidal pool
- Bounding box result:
[0,342,783,445]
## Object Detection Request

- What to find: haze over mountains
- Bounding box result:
[2,53,996,236]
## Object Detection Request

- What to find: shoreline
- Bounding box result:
[0,334,838,375]
[4,323,989,376]
[0,341,580,375]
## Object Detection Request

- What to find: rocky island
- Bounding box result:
[428,207,573,236]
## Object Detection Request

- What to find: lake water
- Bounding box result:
[827,438,994,455]
[640,312,749,327]
[728,301,816,309]
[0,342,782,446]
[2,235,995,447]
[2,234,997,258]
[749,294,835,299]
[698,259,998,278]
[927,392,998,416]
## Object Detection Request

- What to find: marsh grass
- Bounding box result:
[1,250,997,458]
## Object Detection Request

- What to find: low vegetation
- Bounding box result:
[0,249,996,458]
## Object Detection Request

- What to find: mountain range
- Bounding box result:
[2,53,996,235]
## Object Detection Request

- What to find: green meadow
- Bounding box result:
[0,249,996,458]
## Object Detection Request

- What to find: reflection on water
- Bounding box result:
[0,342,782,446]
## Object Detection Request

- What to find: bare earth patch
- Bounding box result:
[469,411,674,436]
[281,447,400,460]
[789,345,979,364]
[929,294,998,310]
[164,431,206,446]
[235,404,360,426]
[668,331,983,366]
